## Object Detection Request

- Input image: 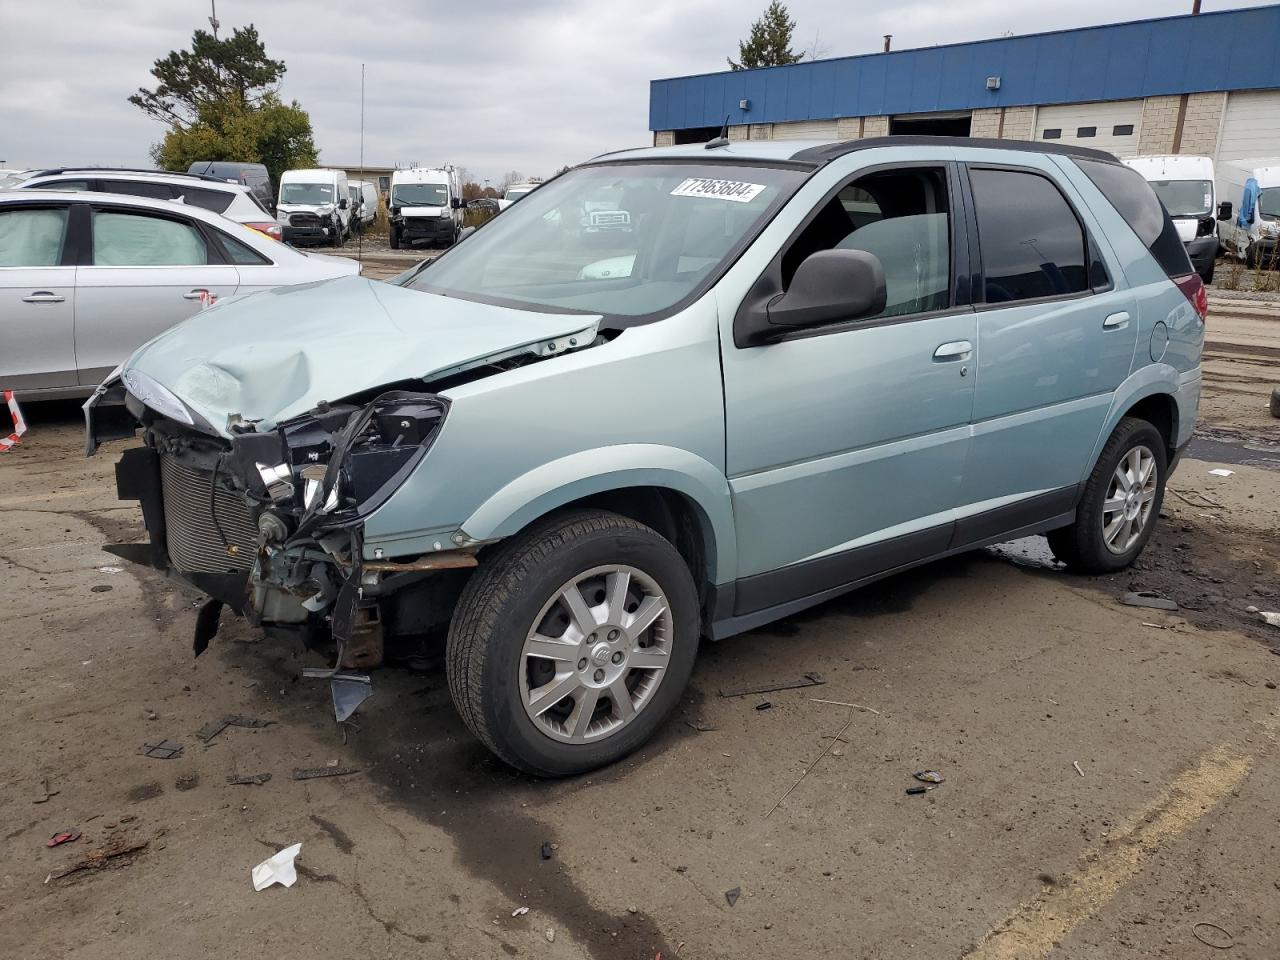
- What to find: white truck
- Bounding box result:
[1123,155,1219,283]
[389,165,463,249]
[1215,158,1280,269]
[276,168,351,247]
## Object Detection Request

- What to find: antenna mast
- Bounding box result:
[209,0,220,38]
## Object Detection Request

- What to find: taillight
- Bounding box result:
[1173,273,1208,321]
[247,221,283,243]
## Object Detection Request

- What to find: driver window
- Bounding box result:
[781,167,952,320]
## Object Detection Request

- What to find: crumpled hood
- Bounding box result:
[124,276,598,433]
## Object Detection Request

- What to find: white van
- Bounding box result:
[1215,159,1280,268]
[1123,155,1218,282]
[276,168,351,247]
[389,166,463,249]
[497,181,541,211]
[348,180,379,233]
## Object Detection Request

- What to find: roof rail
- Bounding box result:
[26,167,236,185]
[790,136,1121,165]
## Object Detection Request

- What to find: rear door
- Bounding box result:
[955,157,1136,539]
[0,200,78,391]
[73,205,240,385]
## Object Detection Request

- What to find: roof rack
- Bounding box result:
[790,136,1121,165]
[26,167,236,186]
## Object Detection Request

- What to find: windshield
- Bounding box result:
[393,183,448,207]
[400,162,801,319]
[280,182,334,205]
[1260,187,1280,220]
[505,186,534,202]
[1148,179,1213,218]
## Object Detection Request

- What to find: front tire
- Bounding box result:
[1047,417,1167,573]
[389,224,401,249]
[446,509,699,777]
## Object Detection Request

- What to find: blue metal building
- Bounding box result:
[649,6,1280,160]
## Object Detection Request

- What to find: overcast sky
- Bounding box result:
[0,1,1270,184]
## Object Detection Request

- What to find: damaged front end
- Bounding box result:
[88,376,470,721]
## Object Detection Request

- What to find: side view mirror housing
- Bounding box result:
[1217,200,1233,222]
[738,249,886,345]
[339,198,349,210]
[451,197,463,210]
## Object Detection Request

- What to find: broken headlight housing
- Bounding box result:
[228,391,448,543]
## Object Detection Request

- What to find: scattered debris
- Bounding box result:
[675,865,688,873]
[139,739,184,760]
[545,928,556,943]
[196,714,276,743]
[291,765,360,781]
[809,698,881,715]
[1141,622,1167,629]
[541,841,554,861]
[226,772,272,786]
[32,777,59,804]
[1073,761,1085,778]
[755,701,773,711]
[683,719,718,732]
[914,770,945,784]
[97,566,123,574]
[1260,612,1280,628]
[1207,468,1235,478]
[719,672,824,698]
[1168,487,1222,510]
[724,887,741,907]
[90,585,112,593]
[46,829,81,848]
[1120,591,1178,612]
[905,785,936,795]
[1191,921,1234,950]
[511,906,529,917]
[47,837,148,881]
[251,842,302,891]
[627,905,638,914]
[766,706,859,818]
[1266,681,1277,690]
[1247,605,1260,614]
[175,773,200,791]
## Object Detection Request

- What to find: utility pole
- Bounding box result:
[358,63,366,262]
[883,34,892,53]
[209,0,220,38]
[1191,0,1202,13]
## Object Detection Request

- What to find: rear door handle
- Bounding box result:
[22,291,65,303]
[183,289,210,301]
[1103,311,1130,330]
[933,340,972,361]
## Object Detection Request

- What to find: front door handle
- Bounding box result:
[22,291,65,303]
[183,289,210,301]
[933,340,973,361]
[1103,311,1131,330]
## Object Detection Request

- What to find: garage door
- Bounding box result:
[1218,90,1280,160]
[771,119,839,141]
[1035,100,1143,156]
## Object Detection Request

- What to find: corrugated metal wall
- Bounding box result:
[650,6,1280,132]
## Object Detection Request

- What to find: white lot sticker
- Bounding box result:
[670,178,766,203]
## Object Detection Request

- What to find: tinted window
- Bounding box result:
[782,167,951,319]
[1075,158,1192,279]
[1077,126,1097,138]
[1113,124,1134,136]
[101,180,173,200]
[176,186,234,214]
[37,179,92,191]
[92,210,208,266]
[0,207,69,266]
[970,168,1088,303]
[214,230,270,265]
[1042,129,1062,140]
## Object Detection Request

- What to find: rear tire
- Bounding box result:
[446,509,700,777]
[1047,417,1167,573]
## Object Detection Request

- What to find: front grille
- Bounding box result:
[160,455,258,573]
[289,212,320,228]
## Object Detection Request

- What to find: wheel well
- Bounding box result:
[1122,394,1177,457]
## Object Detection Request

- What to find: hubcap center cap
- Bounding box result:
[589,642,612,667]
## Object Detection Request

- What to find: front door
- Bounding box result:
[956,160,1137,537]
[721,163,976,615]
[0,201,78,392]
[73,205,240,385]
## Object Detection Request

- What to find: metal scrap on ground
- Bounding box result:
[47,838,149,881]
[291,765,360,781]
[719,672,824,698]
[196,715,276,743]
[1120,591,1179,612]
[226,772,272,786]
[139,740,184,760]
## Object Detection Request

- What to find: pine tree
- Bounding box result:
[728,2,801,71]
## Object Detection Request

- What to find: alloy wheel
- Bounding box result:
[1102,444,1157,554]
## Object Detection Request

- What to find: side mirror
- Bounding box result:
[766,249,886,331]
[452,197,463,210]
[339,198,349,210]
[1217,200,1233,222]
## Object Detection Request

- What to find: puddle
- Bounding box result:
[984,536,1065,571]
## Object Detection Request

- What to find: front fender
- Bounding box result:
[459,444,737,585]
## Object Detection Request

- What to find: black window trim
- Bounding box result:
[0,198,79,268]
[206,223,274,266]
[960,161,1112,313]
[731,159,973,348]
[83,201,232,267]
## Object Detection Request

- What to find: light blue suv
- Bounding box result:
[87,136,1206,775]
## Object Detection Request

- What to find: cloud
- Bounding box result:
[0,0,1270,182]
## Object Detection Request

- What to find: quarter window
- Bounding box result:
[176,186,235,214]
[101,180,174,200]
[781,167,952,320]
[214,230,271,265]
[970,168,1088,303]
[92,210,208,266]
[0,207,69,267]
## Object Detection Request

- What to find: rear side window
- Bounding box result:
[176,186,234,214]
[101,180,174,200]
[0,207,69,266]
[37,179,92,192]
[213,229,271,265]
[1074,158,1192,278]
[970,168,1089,303]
